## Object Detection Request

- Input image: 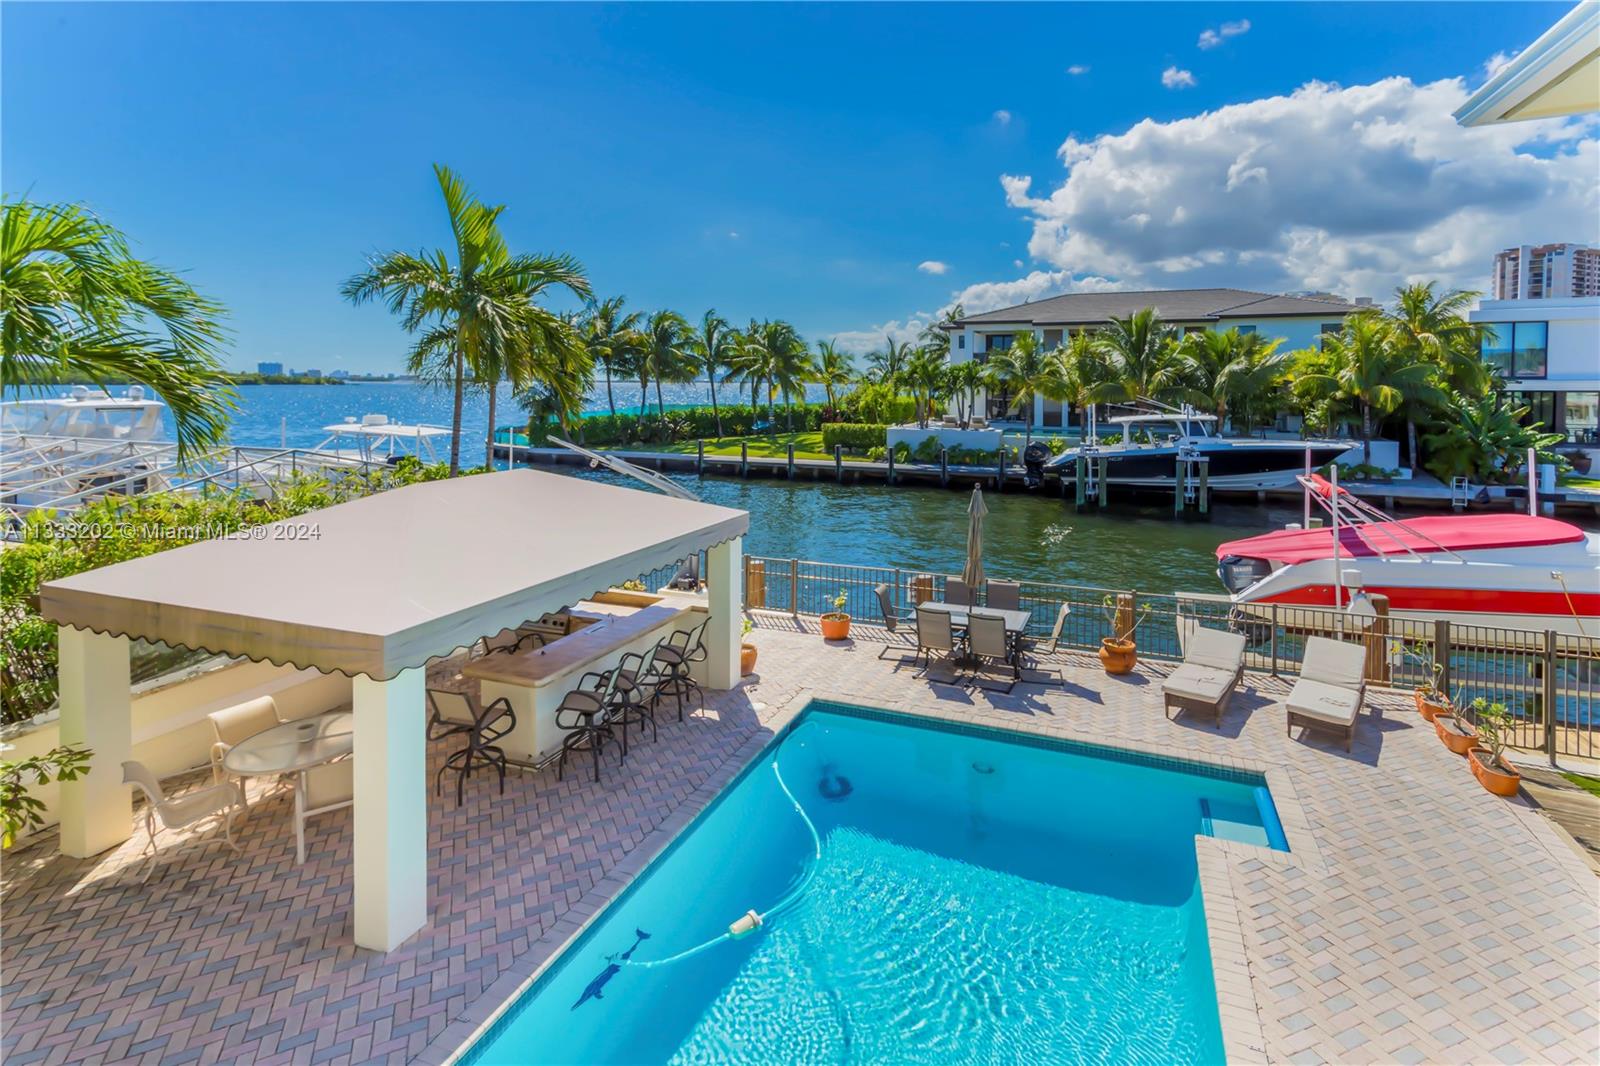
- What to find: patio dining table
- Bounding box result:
[222,711,353,799]
[917,602,1032,636]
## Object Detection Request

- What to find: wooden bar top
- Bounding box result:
[462,599,701,688]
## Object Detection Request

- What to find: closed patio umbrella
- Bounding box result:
[962,484,987,591]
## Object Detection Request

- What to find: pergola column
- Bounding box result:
[352,668,427,952]
[705,536,743,690]
[58,628,133,858]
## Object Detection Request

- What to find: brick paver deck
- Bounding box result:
[3,617,1597,1065]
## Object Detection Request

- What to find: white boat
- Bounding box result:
[1216,473,1600,635]
[1,387,174,512]
[1,384,167,443]
[313,415,452,466]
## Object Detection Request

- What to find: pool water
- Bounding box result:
[462,704,1287,1065]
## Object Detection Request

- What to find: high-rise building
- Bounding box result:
[1491,244,1600,299]
[256,361,284,375]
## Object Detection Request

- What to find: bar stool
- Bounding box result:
[611,641,668,748]
[555,668,623,782]
[653,618,708,720]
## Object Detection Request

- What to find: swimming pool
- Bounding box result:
[460,702,1288,1065]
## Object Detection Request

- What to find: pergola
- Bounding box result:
[40,469,749,951]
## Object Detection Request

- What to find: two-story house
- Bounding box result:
[1469,295,1600,456]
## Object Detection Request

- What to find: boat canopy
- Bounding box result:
[1216,514,1586,564]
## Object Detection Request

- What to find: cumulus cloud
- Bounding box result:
[998,76,1598,298]
[830,317,929,355]
[1162,67,1197,89]
[917,260,950,275]
[1198,19,1250,49]
[993,109,1012,126]
[1067,64,1090,76]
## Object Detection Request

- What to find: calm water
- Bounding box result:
[464,703,1283,1065]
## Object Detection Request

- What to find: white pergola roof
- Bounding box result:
[40,469,748,679]
[1454,3,1600,126]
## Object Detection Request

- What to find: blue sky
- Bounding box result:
[4,2,1589,372]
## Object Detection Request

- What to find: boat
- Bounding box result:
[1216,474,1600,635]
[313,415,452,466]
[1,386,173,513]
[0,384,168,443]
[1043,403,1351,490]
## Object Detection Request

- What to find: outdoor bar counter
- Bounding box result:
[461,589,708,765]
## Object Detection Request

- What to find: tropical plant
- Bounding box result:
[865,336,913,385]
[1293,312,1445,466]
[642,309,694,431]
[343,165,591,473]
[1383,283,1486,468]
[1,198,234,457]
[731,319,810,431]
[1,745,93,848]
[903,346,948,428]
[1176,328,1289,432]
[690,310,734,437]
[1088,308,1185,405]
[581,296,641,419]
[812,340,855,416]
[1469,698,1515,766]
[917,303,965,361]
[1046,332,1111,430]
[984,332,1062,448]
[1420,389,1566,483]
[945,358,986,427]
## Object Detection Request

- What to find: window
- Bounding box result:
[985,334,1015,352]
[957,335,965,350]
[1506,390,1557,431]
[1183,325,1207,336]
[1512,321,1547,378]
[1236,324,1257,336]
[1480,323,1513,376]
[1565,391,1599,445]
[1317,322,1344,351]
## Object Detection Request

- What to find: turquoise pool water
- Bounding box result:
[462,704,1287,1065]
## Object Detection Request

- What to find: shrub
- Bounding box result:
[821,423,889,452]
[529,402,827,448]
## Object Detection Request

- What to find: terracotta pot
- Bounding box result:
[1468,748,1521,797]
[819,613,851,641]
[740,642,758,676]
[1415,690,1452,722]
[1099,637,1137,675]
[1433,714,1477,755]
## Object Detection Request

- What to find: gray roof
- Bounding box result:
[949,288,1363,328]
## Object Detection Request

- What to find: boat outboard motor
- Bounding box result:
[1022,440,1051,489]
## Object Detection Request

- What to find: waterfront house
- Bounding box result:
[1470,294,1600,461]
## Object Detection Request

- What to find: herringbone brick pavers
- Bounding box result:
[3,618,1597,1065]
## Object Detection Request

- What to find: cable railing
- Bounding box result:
[742,554,1599,761]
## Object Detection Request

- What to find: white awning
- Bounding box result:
[40,469,748,679]
[1455,4,1600,126]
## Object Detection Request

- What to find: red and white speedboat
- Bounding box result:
[1217,475,1600,635]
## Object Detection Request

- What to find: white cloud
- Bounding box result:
[993,109,1012,125]
[1198,19,1251,50]
[1483,50,1517,80]
[996,75,1598,299]
[727,230,740,239]
[1067,64,1090,76]
[830,317,929,355]
[1162,67,1197,90]
[917,260,950,275]
[1012,259,1024,269]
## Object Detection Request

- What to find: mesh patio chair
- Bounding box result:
[1040,603,1072,654]
[654,618,709,719]
[207,695,285,809]
[611,642,668,748]
[944,577,974,606]
[556,667,624,782]
[122,760,243,883]
[874,583,916,660]
[913,604,963,677]
[426,689,516,805]
[986,580,1022,611]
[293,759,353,864]
[967,611,1019,693]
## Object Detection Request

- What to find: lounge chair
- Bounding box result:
[986,580,1022,611]
[122,760,242,883]
[913,604,962,676]
[945,577,974,606]
[874,583,916,660]
[207,695,285,809]
[293,760,353,864]
[1285,636,1368,751]
[426,689,516,805]
[1162,626,1248,727]
[967,611,1018,693]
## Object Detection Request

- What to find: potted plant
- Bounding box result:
[1466,698,1522,797]
[1432,700,1478,755]
[820,588,851,641]
[1402,642,1452,721]
[1097,593,1151,675]
[740,617,758,676]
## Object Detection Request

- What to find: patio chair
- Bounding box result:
[913,604,962,676]
[874,583,916,660]
[1162,626,1248,727]
[611,642,668,747]
[967,611,1019,693]
[1038,603,1072,654]
[293,759,353,864]
[944,577,974,606]
[122,760,242,883]
[986,580,1022,611]
[555,667,624,782]
[475,627,530,657]
[654,617,709,719]
[207,695,285,809]
[1285,636,1368,751]
[426,689,516,805]
[970,415,988,429]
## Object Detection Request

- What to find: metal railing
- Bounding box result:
[742,554,1600,761]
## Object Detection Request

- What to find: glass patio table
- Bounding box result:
[222,711,353,777]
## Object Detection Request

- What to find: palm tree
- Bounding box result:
[984,332,1062,449]
[766,322,814,432]
[917,303,965,361]
[1176,328,1288,432]
[580,296,640,419]
[642,310,693,430]
[343,165,591,474]
[726,320,776,426]
[812,340,854,415]
[945,358,986,428]
[514,313,595,445]
[690,310,734,437]
[1046,332,1110,433]
[903,347,948,428]
[866,336,913,385]
[1383,282,1485,468]
[1088,308,1185,406]
[1295,312,1446,465]
[2,198,234,457]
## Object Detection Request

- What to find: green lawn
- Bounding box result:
[649,433,862,462]
[1559,475,1600,492]
[1560,772,1600,799]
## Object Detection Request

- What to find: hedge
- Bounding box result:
[820,423,889,452]
[529,402,830,448]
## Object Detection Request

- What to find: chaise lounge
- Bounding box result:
[1162,625,1248,727]
[1285,636,1368,751]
